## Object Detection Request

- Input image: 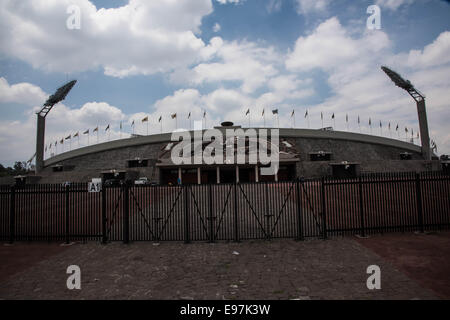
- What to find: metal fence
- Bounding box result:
[0,172,449,243]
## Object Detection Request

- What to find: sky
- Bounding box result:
[0,0,449,166]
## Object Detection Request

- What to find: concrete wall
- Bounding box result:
[31,128,438,184]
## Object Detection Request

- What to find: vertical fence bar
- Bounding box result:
[358,176,366,237]
[415,172,425,233]
[184,186,190,244]
[208,184,215,243]
[123,184,130,244]
[296,179,304,241]
[234,182,240,242]
[9,186,15,244]
[102,186,107,244]
[65,184,70,244]
[321,177,327,239]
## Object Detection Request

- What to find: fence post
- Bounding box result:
[65,184,70,244]
[321,177,327,239]
[296,179,304,241]
[415,172,425,233]
[234,182,240,242]
[358,176,366,238]
[122,184,129,244]
[101,186,107,244]
[184,186,190,244]
[9,186,15,244]
[208,184,215,243]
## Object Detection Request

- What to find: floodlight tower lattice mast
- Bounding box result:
[381,66,431,160]
[35,80,77,173]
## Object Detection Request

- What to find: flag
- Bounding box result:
[131,120,135,126]
[105,124,110,131]
[158,116,162,122]
[65,135,71,140]
[245,109,250,116]
[93,127,99,133]
[388,122,391,130]
[331,113,335,119]
[396,124,399,131]
[379,120,382,128]
[405,127,408,133]
[346,114,348,123]
[55,141,57,146]
[203,111,207,118]
[120,122,122,130]
[262,109,265,117]
[369,118,372,126]
[358,115,360,124]
[321,112,323,120]
[60,138,64,144]
[171,113,177,119]
[188,112,191,119]
[305,110,308,118]
[73,132,79,138]
[142,116,148,123]
[272,109,278,115]
[83,129,89,135]
[291,110,295,117]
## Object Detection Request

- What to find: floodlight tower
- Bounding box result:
[35,80,77,173]
[381,66,431,160]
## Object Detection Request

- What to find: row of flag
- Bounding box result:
[44,109,438,154]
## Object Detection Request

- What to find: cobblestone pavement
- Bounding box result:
[0,238,438,300]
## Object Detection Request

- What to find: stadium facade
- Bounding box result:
[27,122,440,185]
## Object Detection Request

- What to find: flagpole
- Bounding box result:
[264,112,266,128]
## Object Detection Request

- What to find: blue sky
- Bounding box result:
[0,0,449,165]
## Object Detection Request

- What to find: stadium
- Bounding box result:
[4,66,446,186]
[35,123,440,185]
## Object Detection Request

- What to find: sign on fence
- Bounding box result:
[88,178,102,193]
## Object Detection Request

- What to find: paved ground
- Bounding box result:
[356,231,450,299]
[0,234,442,300]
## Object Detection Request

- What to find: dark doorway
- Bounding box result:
[220,167,236,184]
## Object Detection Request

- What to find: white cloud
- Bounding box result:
[376,0,415,11]
[286,17,450,155]
[171,38,280,93]
[286,17,391,73]
[216,0,242,4]
[295,0,332,14]
[0,77,47,107]
[391,31,450,69]
[0,0,213,77]
[266,0,282,13]
[213,23,221,32]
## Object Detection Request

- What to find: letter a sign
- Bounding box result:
[88,178,102,193]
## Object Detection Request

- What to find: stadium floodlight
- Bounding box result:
[381,66,431,160]
[38,80,77,117]
[35,80,77,173]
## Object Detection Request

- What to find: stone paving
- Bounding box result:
[0,238,437,300]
